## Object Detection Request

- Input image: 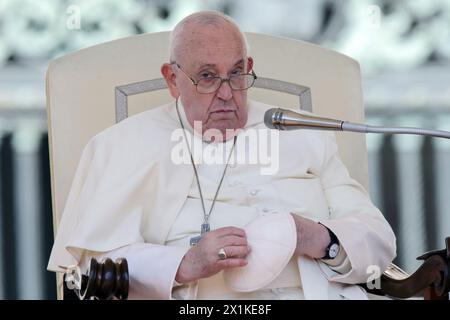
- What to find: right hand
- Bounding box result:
[175,226,251,284]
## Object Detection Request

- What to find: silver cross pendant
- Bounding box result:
[190,223,210,246]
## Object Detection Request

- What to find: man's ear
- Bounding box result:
[246,57,254,73]
[161,63,180,98]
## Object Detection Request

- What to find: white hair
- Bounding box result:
[169,10,250,63]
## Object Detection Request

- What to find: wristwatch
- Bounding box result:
[320,224,340,260]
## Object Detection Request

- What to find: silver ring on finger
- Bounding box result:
[218,247,227,260]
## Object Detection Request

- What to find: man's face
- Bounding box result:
[162,25,253,140]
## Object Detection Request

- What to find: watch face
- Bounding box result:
[329,243,340,258]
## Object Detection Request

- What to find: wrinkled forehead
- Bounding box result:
[176,27,247,70]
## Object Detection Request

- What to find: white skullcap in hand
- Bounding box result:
[223,212,297,292]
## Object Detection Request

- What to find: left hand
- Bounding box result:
[290,214,330,259]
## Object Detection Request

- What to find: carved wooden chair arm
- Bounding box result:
[362,237,450,300]
[63,258,129,300]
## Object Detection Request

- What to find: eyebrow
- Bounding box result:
[196,58,245,70]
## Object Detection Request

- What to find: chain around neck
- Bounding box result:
[175,98,237,225]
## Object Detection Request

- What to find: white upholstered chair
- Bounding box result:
[48,32,444,300]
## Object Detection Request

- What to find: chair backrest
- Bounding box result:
[46,31,368,236]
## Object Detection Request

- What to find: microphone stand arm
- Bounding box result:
[342,122,450,140]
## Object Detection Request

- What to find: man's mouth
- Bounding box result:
[211,109,236,113]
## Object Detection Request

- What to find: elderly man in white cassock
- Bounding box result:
[48,10,396,300]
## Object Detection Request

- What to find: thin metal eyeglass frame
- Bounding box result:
[170,62,257,94]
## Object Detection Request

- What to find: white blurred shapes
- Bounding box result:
[0,38,8,67]
[138,0,212,33]
[403,0,450,61]
[0,0,448,73]
[229,0,324,40]
[404,0,442,19]
[0,0,64,60]
[0,1,9,66]
[65,0,144,51]
[330,0,435,73]
[431,9,450,60]
[362,63,450,112]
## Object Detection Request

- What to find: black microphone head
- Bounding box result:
[264,108,280,129]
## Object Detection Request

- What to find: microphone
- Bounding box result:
[264,108,450,139]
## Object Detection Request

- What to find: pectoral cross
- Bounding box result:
[190,223,210,246]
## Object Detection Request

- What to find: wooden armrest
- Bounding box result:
[362,236,450,300]
[63,258,129,300]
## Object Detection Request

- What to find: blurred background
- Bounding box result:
[0,0,449,299]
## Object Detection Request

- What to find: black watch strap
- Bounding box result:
[320,224,340,260]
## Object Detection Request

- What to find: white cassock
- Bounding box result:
[48,99,396,299]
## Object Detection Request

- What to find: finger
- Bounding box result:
[215,226,246,238]
[221,235,248,247]
[222,245,251,259]
[217,258,248,269]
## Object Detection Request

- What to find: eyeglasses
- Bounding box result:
[171,62,257,94]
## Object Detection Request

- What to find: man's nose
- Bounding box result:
[216,80,233,100]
